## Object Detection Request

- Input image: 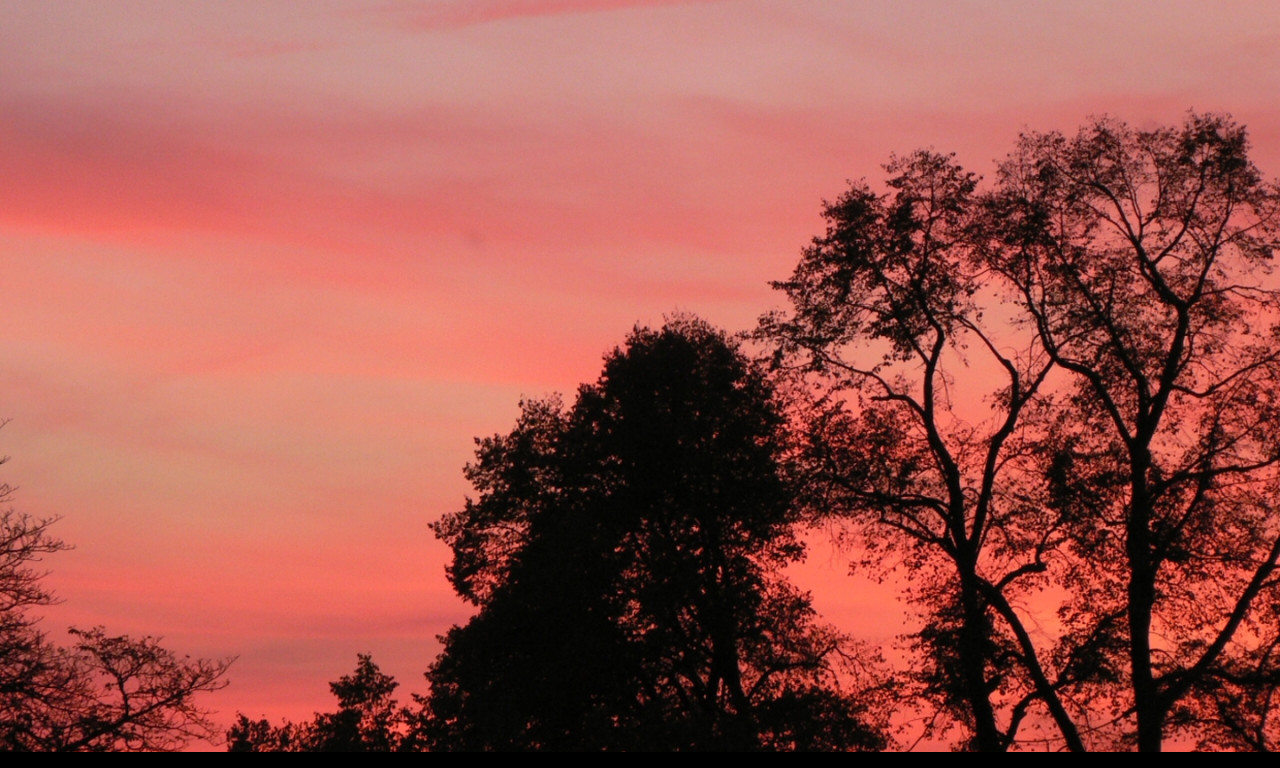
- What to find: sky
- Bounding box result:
[3,0,1280,745]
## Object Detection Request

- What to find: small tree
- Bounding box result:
[228,654,410,752]
[0,458,231,751]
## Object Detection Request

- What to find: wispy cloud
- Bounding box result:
[376,0,730,31]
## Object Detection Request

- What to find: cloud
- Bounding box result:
[378,0,729,31]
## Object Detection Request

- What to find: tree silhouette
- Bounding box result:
[228,654,411,752]
[0,457,231,751]
[761,113,1280,750]
[986,113,1280,751]
[422,318,887,751]
[760,151,1075,750]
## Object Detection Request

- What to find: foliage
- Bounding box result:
[760,112,1280,750]
[0,462,231,751]
[761,150,1073,751]
[227,654,413,752]
[422,318,888,751]
[986,113,1280,750]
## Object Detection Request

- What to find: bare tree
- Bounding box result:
[0,454,232,751]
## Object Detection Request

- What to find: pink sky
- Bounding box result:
[4,0,1280,745]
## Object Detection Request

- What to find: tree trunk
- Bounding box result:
[1127,453,1163,752]
[960,570,1003,751]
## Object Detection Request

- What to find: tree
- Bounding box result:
[422,318,888,751]
[986,113,1280,751]
[761,113,1280,750]
[0,458,232,751]
[226,713,300,752]
[760,151,1078,751]
[228,654,412,752]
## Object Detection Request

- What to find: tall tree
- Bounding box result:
[762,113,1280,751]
[760,152,1078,750]
[0,457,231,751]
[422,318,887,751]
[986,113,1280,751]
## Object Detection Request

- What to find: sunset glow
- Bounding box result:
[5,0,1280,744]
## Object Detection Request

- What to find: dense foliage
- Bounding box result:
[228,654,413,752]
[421,318,887,751]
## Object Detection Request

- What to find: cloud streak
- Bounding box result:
[380,0,730,31]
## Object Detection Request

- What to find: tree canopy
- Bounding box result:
[989,114,1280,751]
[422,318,887,751]
[761,112,1280,751]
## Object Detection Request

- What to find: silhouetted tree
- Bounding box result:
[422,318,888,751]
[760,151,1077,751]
[986,113,1280,751]
[226,713,300,752]
[0,456,231,751]
[227,654,411,752]
[761,112,1280,751]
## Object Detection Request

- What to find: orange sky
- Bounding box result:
[4,0,1280,743]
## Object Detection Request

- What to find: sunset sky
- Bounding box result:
[4,0,1280,743]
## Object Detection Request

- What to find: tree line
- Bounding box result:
[4,112,1279,750]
